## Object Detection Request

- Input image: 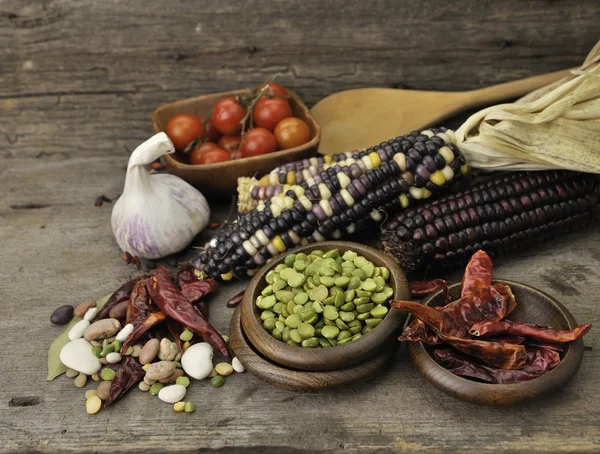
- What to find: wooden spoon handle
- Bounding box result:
[462,68,574,108]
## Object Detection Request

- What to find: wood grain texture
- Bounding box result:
[230,307,397,391]
[2,0,600,452]
[240,241,409,371]
[408,280,585,406]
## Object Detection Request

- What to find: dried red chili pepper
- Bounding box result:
[461,250,493,297]
[470,320,591,343]
[433,348,556,384]
[120,310,167,354]
[146,273,231,359]
[176,265,218,318]
[409,279,448,297]
[167,319,185,350]
[125,280,154,326]
[396,283,517,342]
[440,334,526,369]
[104,356,145,407]
[94,278,142,321]
[523,339,565,352]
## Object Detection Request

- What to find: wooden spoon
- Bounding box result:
[310,68,572,155]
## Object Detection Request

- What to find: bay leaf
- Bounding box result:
[47,294,111,381]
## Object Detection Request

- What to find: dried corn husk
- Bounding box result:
[455,40,600,173]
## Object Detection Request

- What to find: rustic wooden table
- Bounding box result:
[2,1,599,452]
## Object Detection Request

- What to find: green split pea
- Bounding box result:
[256,248,394,348]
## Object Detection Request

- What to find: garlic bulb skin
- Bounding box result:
[111,133,210,259]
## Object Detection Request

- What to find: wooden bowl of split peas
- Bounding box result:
[239,241,410,372]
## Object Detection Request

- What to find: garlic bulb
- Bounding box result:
[111,133,210,259]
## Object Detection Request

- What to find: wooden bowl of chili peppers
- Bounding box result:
[397,251,591,406]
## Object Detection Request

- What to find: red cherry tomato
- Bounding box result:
[217,135,242,153]
[253,97,292,131]
[240,128,277,158]
[257,82,287,97]
[165,113,204,151]
[189,142,220,165]
[273,117,311,150]
[198,147,230,165]
[212,97,247,135]
[200,116,222,142]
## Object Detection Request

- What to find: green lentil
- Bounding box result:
[352,268,367,280]
[282,326,291,342]
[323,305,338,320]
[320,276,335,287]
[284,253,296,268]
[260,310,275,321]
[371,292,388,304]
[180,329,193,342]
[366,318,383,328]
[275,321,285,332]
[371,304,389,318]
[184,402,195,413]
[261,295,277,309]
[302,337,319,348]
[210,376,225,388]
[149,383,164,395]
[288,273,306,288]
[293,305,304,314]
[340,302,355,311]
[263,317,276,331]
[100,368,115,381]
[356,312,371,321]
[345,289,356,302]
[312,300,324,314]
[363,263,375,278]
[334,291,346,307]
[339,311,355,323]
[289,329,302,343]
[272,328,283,340]
[298,323,316,339]
[356,302,374,313]
[348,276,361,290]
[337,337,352,345]
[321,325,340,339]
[273,279,287,292]
[381,267,390,281]
[176,376,190,387]
[91,346,103,358]
[285,314,301,328]
[310,285,328,302]
[319,338,332,348]
[335,318,349,330]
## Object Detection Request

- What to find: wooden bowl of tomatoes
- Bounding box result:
[152,83,320,197]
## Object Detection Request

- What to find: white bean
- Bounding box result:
[68,320,90,341]
[106,352,122,363]
[115,323,134,342]
[232,357,245,373]
[83,307,98,321]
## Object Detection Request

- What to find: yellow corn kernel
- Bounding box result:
[324,155,333,163]
[399,194,409,208]
[183,341,191,352]
[286,171,296,185]
[393,153,407,171]
[174,402,185,412]
[259,175,270,185]
[337,172,351,189]
[221,271,233,281]
[318,183,331,200]
[421,188,432,199]
[143,364,151,371]
[269,173,279,185]
[439,146,454,164]
[409,187,423,199]
[441,166,454,181]
[272,235,286,252]
[369,151,381,168]
[340,189,354,207]
[461,164,469,175]
[319,199,333,217]
[430,170,446,186]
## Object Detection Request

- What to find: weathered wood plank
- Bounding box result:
[2,0,600,452]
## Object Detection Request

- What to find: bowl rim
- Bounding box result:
[240,240,410,371]
[407,279,585,406]
[152,87,321,171]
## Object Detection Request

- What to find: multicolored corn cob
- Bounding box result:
[197,128,468,280]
